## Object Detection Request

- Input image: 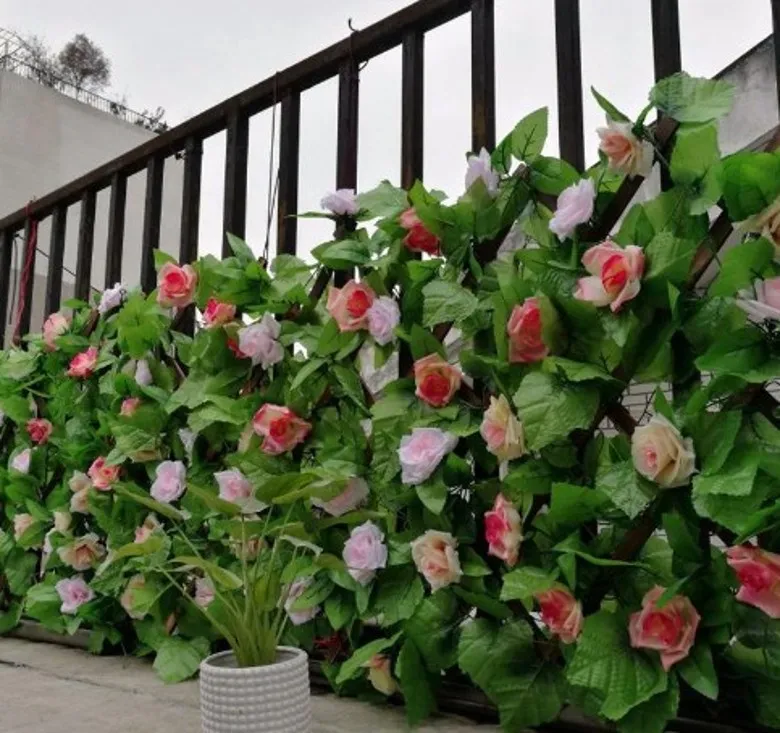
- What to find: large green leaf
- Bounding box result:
[421,280,478,327]
[566,610,668,721]
[649,72,734,123]
[709,238,775,297]
[678,643,719,701]
[404,591,459,672]
[510,107,548,162]
[311,239,371,270]
[721,151,780,221]
[500,566,557,603]
[513,372,599,451]
[335,632,402,685]
[691,445,759,498]
[372,565,425,625]
[153,636,210,683]
[357,180,408,218]
[396,640,437,727]
[595,460,655,519]
[617,675,679,733]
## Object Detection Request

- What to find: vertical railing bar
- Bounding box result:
[46,206,67,316]
[141,156,165,293]
[770,0,780,116]
[16,217,37,340]
[75,190,96,303]
[0,230,13,346]
[335,59,360,286]
[223,107,250,257]
[401,30,425,189]
[470,0,496,153]
[651,0,682,81]
[554,0,585,172]
[277,91,301,256]
[105,171,128,288]
[179,136,203,335]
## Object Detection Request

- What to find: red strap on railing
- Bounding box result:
[12,202,38,346]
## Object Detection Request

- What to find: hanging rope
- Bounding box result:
[262,73,281,265]
[11,202,38,346]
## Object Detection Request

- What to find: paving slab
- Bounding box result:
[0,638,498,732]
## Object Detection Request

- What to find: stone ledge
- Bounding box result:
[0,638,499,732]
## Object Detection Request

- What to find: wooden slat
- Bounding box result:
[0,230,13,345]
[277,92,301,256]
[554,0,585,171]
[15,218,37,339]
[46,206,67,316]
[179,136,203,266]
[74,190,96,302]
[105,172,127,288]
[222,107,250,256]
[141,157,164,293]
[651,0,682,81]
[401,30,425,188]
[470,0,496,152]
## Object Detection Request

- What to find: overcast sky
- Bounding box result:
[4,0,774,262]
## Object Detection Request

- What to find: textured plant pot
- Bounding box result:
[199,647,311,733]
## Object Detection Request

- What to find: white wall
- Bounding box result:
[0,70,182,338]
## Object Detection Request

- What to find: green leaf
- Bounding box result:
[397,640,437,727]
[547,482,609,531]
[510,107,548,162]
[566,610,668,721]
[708,238,775,297]
[185,482,242,516]
[0,602,22,635]
[357,180,408,218]
[5,551,37,596]
[312,239,370,270]
[644,231,698,288]
[596,461,655,519]
[591,87,631,122]
[404,591,459,672]
[408,323,447,361]
[690,410,742,475]
[153,637,210,683]
[0,350,38,380]
[543,356,619,384]
[153,249,177,269]
[114,484,185,521]
[332,365,367,413]
[721,151,780,221]
[677,643,718,701]
[415,478,447,515]
[460,547,492,577]
[618,675,679,733]
[537,293,567,354]
[529,157,581,196]
[335,632,402,684]
[172,556,242,590]
[115,292,168,359]
[288,574,334,611]
[372,565,425,625]
[500,566,557,602]
[0,396,32,423]
[695,328,770,380]
[670,122,720,186]
[692,446,759,498]
[513,372,599,451]
[458,618,564,731]
[649,72,734,123]
[421,280,478,327]
[452,587,512,620]
[324,591,353,630]
[225,233,256,265]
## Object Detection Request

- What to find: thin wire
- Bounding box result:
[262,74,281,264]
[8,235,19,327]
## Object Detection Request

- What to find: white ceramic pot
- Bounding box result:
[199,647,311,733]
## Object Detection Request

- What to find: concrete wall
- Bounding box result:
[0,70,182,341]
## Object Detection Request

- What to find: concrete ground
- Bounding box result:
[0,638,498,732]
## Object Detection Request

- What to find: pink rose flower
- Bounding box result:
[597,121,654,178]
[252,404,311,455]
[726,545,780,618]
[88,457,120,491]
[55,577,94,615]
[157,262,197,308]
[326,280,376,332]
[737,277,780,324]
[342,521,388,586]
[120,397,141,417]
[484,493,523,567]
[628,585,700,671]
[366,296,400,346]
[549,178,595,240]
[195,577,216,608]
[10,448,32,474]
[98,282,126,314]
[411,530,462,591]
[284,577,321,626]
[413,354,462,408]
[311,477,369,517]
[134,514,161,544]
[364,654,398,696]
[465,147,500,196]
[42,312,69,351]
[480,395,525,463]
[237,314,284,368]
[58,533,105,571]
[135,359,153,387]
[150,460,187,504]
[215,469,253,504]
[574,240,645,312]
[507,297,549,364]
[398,428,458,485]
[67,346,99,379]
[399,207,440,255]
[120,575,149,619]
[26,418,53,445]
[631,414,696,489]
[13,513,36,542]
[536,588,583,644]
[203,297,236,328]
[321,188,359,216]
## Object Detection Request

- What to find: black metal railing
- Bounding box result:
[0,0,778,347]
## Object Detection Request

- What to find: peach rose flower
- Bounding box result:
[26,418,53,445]
[629,585,700,670]
[326,280,376,332]
[413,354,462,407]
[252,404,311,455]
[507,298,549,364]
[631,414,696,488]
[58,533,105,571]
[364,654,398,696]
[726,545,780,618]
[597,121,654,178]
[67,346,99,379]
[480,395,525,463]
[399,207,440,255]
[575,240,645,312]
[484,493,523,566]
[157,262,197,308]
[42,312,69,351]
[13,513,37,542]
[411,530,462,591]
[203,298,236,328]
[536,588,583,644]
[88,457,120,491]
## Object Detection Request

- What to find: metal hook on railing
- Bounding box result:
[347,18,369,72]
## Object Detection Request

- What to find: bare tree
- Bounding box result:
[22,35,61,88]
[57,34,111,93]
